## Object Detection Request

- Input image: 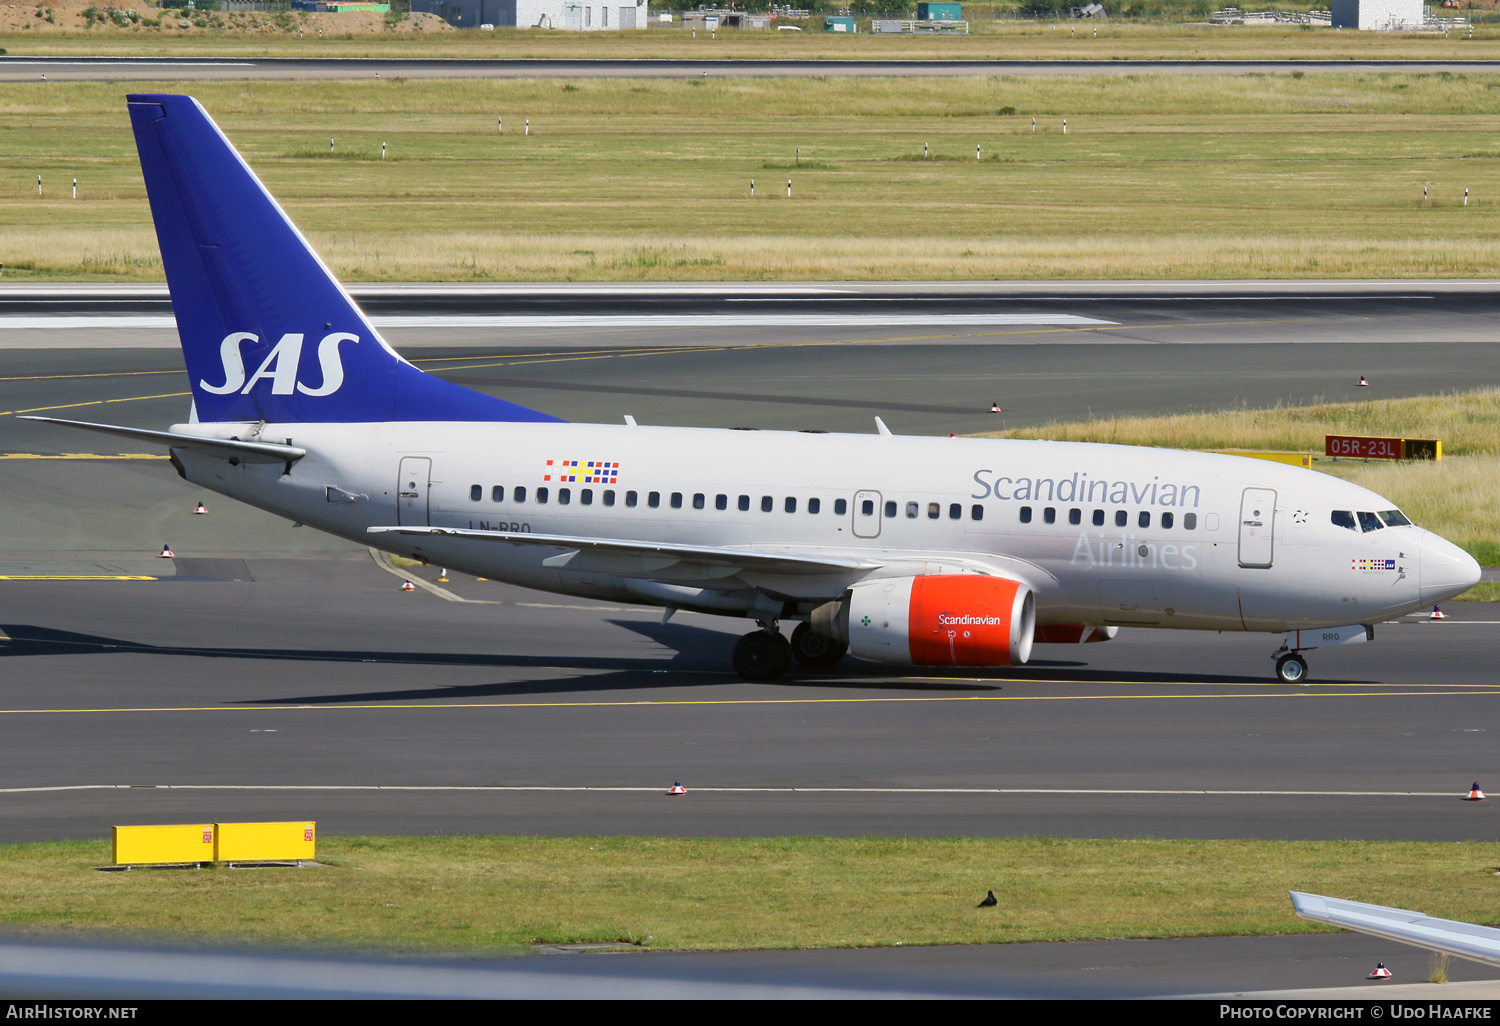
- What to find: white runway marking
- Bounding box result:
[0,313,1117,330]
[0,784,1468,798]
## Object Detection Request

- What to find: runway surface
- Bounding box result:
[7,56,1500,81]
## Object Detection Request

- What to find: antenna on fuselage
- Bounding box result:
[874,417,893,436]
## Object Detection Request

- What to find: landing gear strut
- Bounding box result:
[790,621,848,668]
[1274,650,1309,684]
[732,628,792,681]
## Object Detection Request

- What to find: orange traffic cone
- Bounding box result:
[1466,782,1486,801]
[1367,963,1392,979]
[158,544,174,559]
[437,569,449,582]
[1431,605,1447,621]
[401,580,415,592]
[668,782,686,795]
[193,501,208,514]
[1358,376,1369,387]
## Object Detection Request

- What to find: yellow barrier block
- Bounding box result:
[216,821,316,863]
[112,824,216,866]
[1214,451,1313,469]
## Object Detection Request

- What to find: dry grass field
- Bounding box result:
[3,835,1498,953]
[6,75,1500,280]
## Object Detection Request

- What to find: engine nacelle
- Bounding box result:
[1033,624,1119,644]
[818,575,1035,667]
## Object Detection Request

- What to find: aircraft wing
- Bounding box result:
[19,417,306,464]
[1289,891,1500,968]
[368,525,883,577]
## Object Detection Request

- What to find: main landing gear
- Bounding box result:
[1273,649,1309,684]
[731,621,849,681]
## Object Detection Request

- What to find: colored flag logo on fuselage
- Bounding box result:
[543,459,620,484]
[1351,558,1397,571]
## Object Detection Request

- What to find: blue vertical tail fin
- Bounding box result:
[127,93,561,425]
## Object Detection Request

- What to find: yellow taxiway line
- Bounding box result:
[0,688,1497,716]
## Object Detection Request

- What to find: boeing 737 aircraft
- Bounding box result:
[26,95,1482,683]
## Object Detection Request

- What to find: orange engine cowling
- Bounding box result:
[840,575,1035,667]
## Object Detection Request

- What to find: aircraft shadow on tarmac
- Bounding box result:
[0,621,1319,704]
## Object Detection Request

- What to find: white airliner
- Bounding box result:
[27,95,1482,683]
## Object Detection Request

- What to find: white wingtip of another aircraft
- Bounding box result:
[1289,890,1500,969]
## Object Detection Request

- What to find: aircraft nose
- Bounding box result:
[1419,530,1482,604]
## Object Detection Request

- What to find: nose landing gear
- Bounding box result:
[1274,650,1309,684]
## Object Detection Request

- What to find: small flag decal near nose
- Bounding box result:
[543,459,620,484]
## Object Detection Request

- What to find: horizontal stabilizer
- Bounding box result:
[368,526,882,577]
[20,416,306,463]
[1289,890,1500,968]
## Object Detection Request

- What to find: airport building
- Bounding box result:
[1329,0,1422,30]
[412,0,649,28]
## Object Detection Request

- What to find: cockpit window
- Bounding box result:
[1331,510,1356,531]
[1357,511,1383,533]
[1379,509,1412,527]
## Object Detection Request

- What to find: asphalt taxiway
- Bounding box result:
[0,554,1496,842]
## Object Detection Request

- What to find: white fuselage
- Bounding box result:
[172,420,1476,633]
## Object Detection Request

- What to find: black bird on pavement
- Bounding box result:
[978,890,998,908]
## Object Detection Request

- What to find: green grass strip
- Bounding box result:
[2,837,1498,954]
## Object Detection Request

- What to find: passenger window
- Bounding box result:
[536,487,549,504]
[809,498,821,515]
[715,494,727,511]
[692,493,705,510]
[514,486,527,503]
[671,492,683,509]
[1069,508,1081,526]
[603,490,616,507]
[949,503,961,520]
[1162,511,1174,529]
[469,485,482,502]
[1093,510,1105,527]
[861,499,874,516]
[1379,509,1412,527]
[906,501,919,519]
[558,488,571,505]
[785,497,797,514]
[835,498,848,516]
[1138,511,1150,528]
[762,496,773,513]
[739,495,750,512]
[927,503,940,520]
[1020,506,1032,524]
[1114,510,1127,528]
[491,485,504,503]
[1331,510,1356,531]
[884,500,897,518]
[1183,512,1197,530]
[1358,511,1383,533]
[1043,507,1056,524]
[648,491,660,508]
[624,490,637,508]
[581,489,593,506]
[971,504,984,521]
